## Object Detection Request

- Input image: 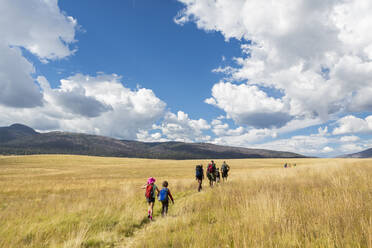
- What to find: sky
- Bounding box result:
[1,0,372,157]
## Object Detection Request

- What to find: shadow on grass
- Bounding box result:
[119,216,150,237]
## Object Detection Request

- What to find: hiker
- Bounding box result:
[195,164,204,192]
[221,161,230,182]
[142,177,159,221]
[215,168,221,184]
[158,181,174,217]
[206,160,216,187]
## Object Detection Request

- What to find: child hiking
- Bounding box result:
[195,164,204,192]
[142,177,159,221]
[158,181,174,216]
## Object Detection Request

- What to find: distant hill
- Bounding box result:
[338,148,372,158]
[0,124,306,159]
[0,123,37,143]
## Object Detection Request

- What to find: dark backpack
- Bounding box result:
[222,164,228,173]
[158,188,168,202]
[196,165,203,177]
[145,184,154,198]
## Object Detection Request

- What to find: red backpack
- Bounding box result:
[207,163,215,173]
[145,184,154,198]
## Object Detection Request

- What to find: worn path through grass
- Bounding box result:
[119,188,203,248]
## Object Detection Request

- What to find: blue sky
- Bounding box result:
[1,0,372,157]
[36,0,241,120]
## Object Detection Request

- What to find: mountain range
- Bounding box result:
[0,123,307,159]
[338,148,372,158]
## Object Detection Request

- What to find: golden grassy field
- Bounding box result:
[0,155,371,247]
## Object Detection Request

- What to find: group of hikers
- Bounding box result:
[195,160,230,191]
[142,160,230,221]
[284,163,296,168]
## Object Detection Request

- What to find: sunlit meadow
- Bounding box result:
[0,155,370,247]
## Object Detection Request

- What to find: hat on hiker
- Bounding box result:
[147,177,156,184]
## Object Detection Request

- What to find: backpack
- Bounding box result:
[158,188,168,202]
[145,184,154,198]
[207,163,215,173]
[221,164,228,173]
[196,165,203,177]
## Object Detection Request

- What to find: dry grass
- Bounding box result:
[0,155,371,247]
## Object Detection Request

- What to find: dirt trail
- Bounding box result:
[116,188,204,248]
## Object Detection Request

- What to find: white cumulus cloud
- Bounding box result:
[333,115,372,135]
[322,146,334,153]
[340,135,360,143]
[212,128,277,148]
[206,82,291,128]
[0,73,167,140]
[0,43,42,108]
[340,143,363,153]
[152,111,211,142]
[0,0,77,60]
[177,0,372,129]
[253,134,330,156]
[0,0,78,108]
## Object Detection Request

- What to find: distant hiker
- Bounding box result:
[284,163,288,168]
[215,168,221,183]
[142,177,159,221]
[158,181,174,217]
[221,161,230,182]
[207,160,216,187]
[195,164,204,192]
